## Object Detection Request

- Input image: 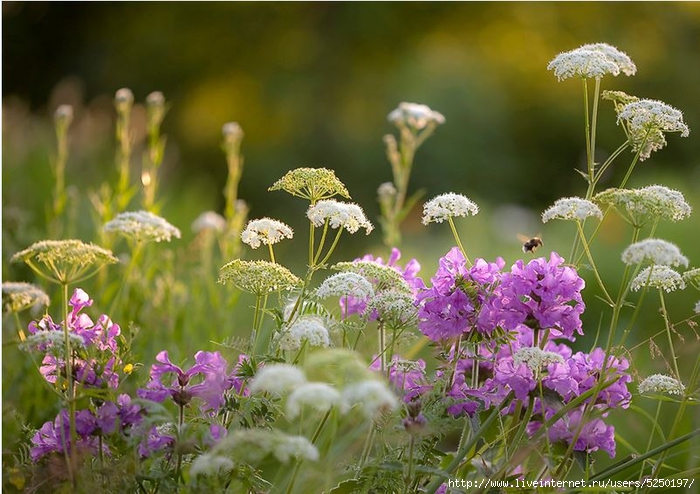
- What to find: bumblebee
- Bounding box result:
[519,235,543,254]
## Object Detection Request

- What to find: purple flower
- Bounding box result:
[30,410,102,461]
[117,394,144,428]
[531,408,617,458]
[370,356,430,402]
[138,425,175,458]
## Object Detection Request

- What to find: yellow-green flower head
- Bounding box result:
[602,90,639,110]
[542,197,602,223]
[422,193,479,225]
[11,240,118,284]
[616,99,689,161]
[2,282,50,313]
[630,265,685,292]
[638,374,685,395]
[547,43,636,81]
[241,217,294,249]
[218,259,301,295]
[307,200,373,235]
[388,102,445,131]
[595,186,691,223]
[104,210,181,243]
[333,260,412,294]
[621,239,688,268]
[269,167,350,202]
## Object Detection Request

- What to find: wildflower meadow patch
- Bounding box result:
[3,42,699,493]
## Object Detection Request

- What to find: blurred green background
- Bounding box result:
[3,1,700,482]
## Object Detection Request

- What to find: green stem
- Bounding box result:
[62,281,77,486]
[447,217,471,267]
[575,222,614,306]
[659,291,681,380]
[402,437,415,494]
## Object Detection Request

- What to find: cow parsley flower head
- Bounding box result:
[104,211,181,243]
[316,272,374,300]
[364,288,417,326]
[219,259,301,295]
[269,167,350,202]
[542,197,602,223]
[2,282,50,313]
[241,218,293,249]
[513,347,565,372]
[638,374,685,395]
[277,317,330,352]
[341,379,399,418]
[190,453,234,477]
[621,239,688,268]
[285,382,342,419]
[547,43,636,81]
[595,186,691,224]
[388,102,445,131]
[630,266,686,292]
[249,364,307,395]
[684,268,700,290]
[617,99,689,160]
[306,200,373,234]
[422,193,479,225]
[218,429,318,464]
[273,435,320,463]
[694,300,700,314]
[333,260,413,294]
[192,211,226,233]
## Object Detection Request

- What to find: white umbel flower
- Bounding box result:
[192,211,226,233]
[273,435,319,463]
[316,272,374,300]
[285,382,342,419]
[341,380,399,418]
[307,200,373,234]
[388,102,445,131]
[618,99,689,138]
[422,193,479,225]
[190,453,234,477]
[241,217,294,249]
[638,374,685,395]
[249,364,307,395]
[547,43,636,81]
[513,347,565,372]
[2,282,50,312]
[694,300,700,314]
[621,239,688,268]
[104,210,181,243]
[595,186,691,223]
[630,266,686,292]
[277,317,331,352]
[542,197,603,223]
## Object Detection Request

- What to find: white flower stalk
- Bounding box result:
[513,347,565,372]
[316,272,374,300]
[249,364,307,395]
[285,382,342,419]
[621,239,688,268]
[104,210,181,243]
[617,99,689,160]
[241,217,294,249]
[191,211,226,233]
[547,43,636,81]
[630,266,686,292]
[341,379,399,418]
[307,200,373,234]
[2,282,50,313]
[422,193,479,225]
[638,374,685,395]
[190,454,234,477]
[388,102,445,131]
[542,197,603,223]
[595,186,691,223]
[277,317,331,352]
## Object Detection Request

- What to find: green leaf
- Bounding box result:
[325,478,362,494]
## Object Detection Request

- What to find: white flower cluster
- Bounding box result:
[595,185,691,223]
[273,435,320,463]
[547,42,636,81]
[2,282,50,312]
[542,197,603,223]
[316,272,375,300]
[249,364,307,395]
[638,374,686,395]
[617,99,689,160]
[684,268,700,290]
[241,217,294,249]
[364,288,417,326]
[388,102,445,131]
[285,382,342,419]
[104,210,181,243]
[630,266,686,292]
[307,200,373,234]
[218,429,319,464]
[333,260,412,293]
[341,380,399,419]
[190,454,234,477]
[22,330,85,354]
[422,193,479,225]
[513,346,565,372]
[621,239,688,268]
[191,211,226,233]
[695,300,700,314]
[277,317,330,352]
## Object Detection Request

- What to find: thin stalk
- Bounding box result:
[659,291,681,380]
[447,217,471,266]
[316,228,344,267]
[378,321,387,373]
[575,222,614,306]
[402,437,416,494]
[62,281,77,486]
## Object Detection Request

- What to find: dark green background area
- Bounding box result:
[4,2,700,223]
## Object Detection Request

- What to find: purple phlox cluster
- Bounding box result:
[528,408,617,458]
[496,252,585,340]
[341,248,424,317]
[417,247,505,341]
[31,395,143,461]
[138,350,233,413]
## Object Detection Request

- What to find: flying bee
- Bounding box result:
[518,234,543,254]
